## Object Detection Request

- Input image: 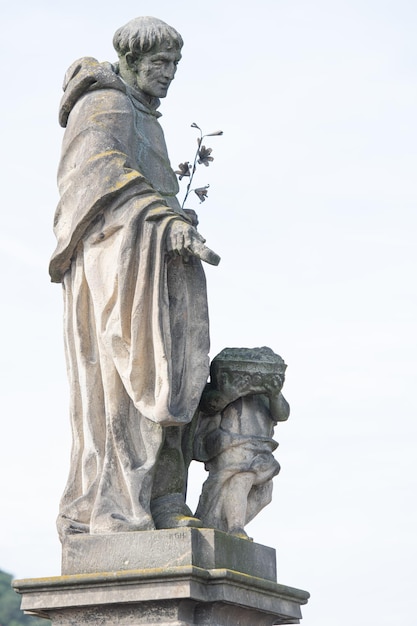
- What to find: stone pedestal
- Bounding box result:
[14,529,309,625]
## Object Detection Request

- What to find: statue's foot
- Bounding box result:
[151,493,203,529]
[90,512,155,534]
[57,516,89,540]
[154,512,203,530]
[229,527,253,541]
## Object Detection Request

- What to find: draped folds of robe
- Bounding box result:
[50,58,210,535]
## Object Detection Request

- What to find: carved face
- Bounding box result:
[132,47,182,98]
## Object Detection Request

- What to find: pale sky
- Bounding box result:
[1,1,416,625]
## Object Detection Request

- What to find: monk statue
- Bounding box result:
[49,16,220,539]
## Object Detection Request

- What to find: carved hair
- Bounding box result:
[113,16,183,59]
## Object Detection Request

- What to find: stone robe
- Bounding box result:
[50,58,210,536]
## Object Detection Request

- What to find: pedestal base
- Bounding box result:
[14,529,309,625]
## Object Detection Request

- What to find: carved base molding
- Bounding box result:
[14,530,309,626]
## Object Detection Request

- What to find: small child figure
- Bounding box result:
[194,347,289,539]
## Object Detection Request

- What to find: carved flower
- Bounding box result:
[194,185,209,202]
[177,123,223,208]
[191,123,223,137]
[175,161,191,180]
[198,146,214,167]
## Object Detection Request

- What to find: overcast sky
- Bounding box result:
[1,1,416,625]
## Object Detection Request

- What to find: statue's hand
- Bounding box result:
[262,374,285,398]
[268,392,290,423]
[166,220,220,266]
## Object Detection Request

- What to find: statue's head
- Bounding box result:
[113,16,183,98]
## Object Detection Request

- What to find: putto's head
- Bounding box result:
[113,16,183,98]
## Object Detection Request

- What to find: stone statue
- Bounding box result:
[13,16,309,626]
[49,16,220,539]
[194,348,289,539]
[50,15,289,544]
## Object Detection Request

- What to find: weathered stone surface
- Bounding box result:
[15,528,308,624]
[24,14,310,626]
[52,16,220,541]
[50,14,295,554]
[195,347,290,538]
[14,567,309,625]
[61,528,277,581]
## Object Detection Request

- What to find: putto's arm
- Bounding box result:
[268,392,290,422]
